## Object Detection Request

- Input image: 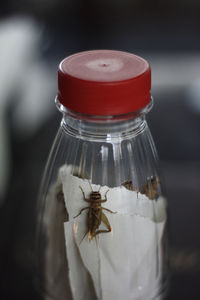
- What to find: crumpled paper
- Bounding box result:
[59,165,166,300]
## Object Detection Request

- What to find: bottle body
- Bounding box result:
[36,100,168,300]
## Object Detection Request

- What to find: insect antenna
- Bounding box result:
[88,180,94,192]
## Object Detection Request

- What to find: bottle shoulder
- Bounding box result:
[61,116,149,143]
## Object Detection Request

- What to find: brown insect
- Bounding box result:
[122,176,160,200]
[74,184,116,241]
[122,180,134,191]
[141,176,160,200]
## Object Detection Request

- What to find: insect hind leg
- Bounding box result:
[94,212,112,237]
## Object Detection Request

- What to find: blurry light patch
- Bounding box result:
[0,16,55,203]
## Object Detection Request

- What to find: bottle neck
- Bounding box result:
[56,97,152,142]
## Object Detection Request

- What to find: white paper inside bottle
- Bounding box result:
[60,165,166,300]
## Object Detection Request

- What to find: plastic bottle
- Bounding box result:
[36,50,168,300]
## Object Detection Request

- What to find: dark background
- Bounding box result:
[0,0,200,299]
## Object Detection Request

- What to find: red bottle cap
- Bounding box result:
[58,50,151,116]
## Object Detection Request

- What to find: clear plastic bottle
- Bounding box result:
[36,50,168,300]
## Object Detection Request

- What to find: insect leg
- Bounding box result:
[102,207,117,214]
[94,212,112,236]
[100,189,109,203]
[79,186,92,202]
[74,206,90,218]
[79,231,89,245]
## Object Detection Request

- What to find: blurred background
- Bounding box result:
[0,0,200,299]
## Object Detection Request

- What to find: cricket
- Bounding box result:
[74,183,116,241]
